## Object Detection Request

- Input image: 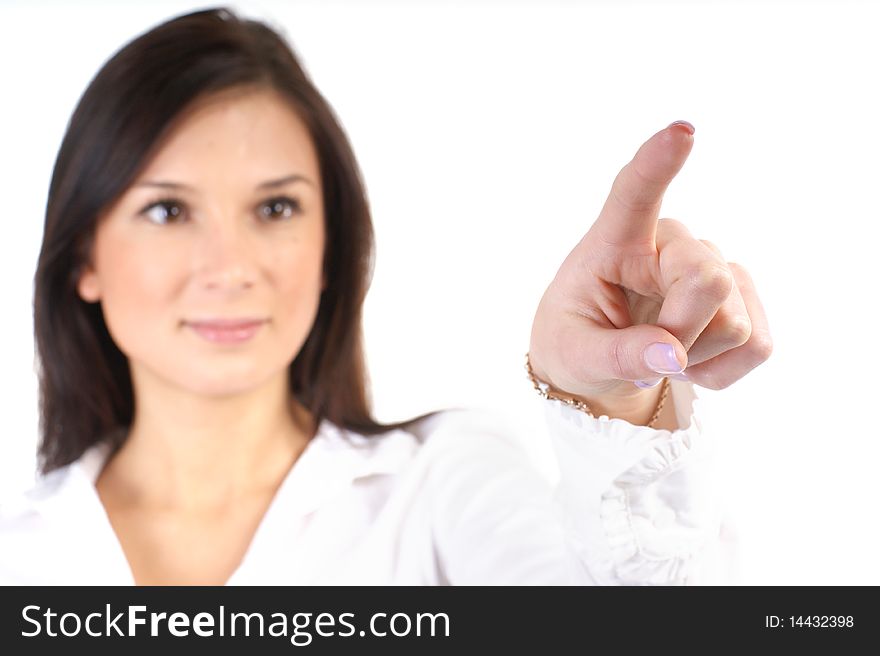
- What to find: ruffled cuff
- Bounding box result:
[544,380,721,585]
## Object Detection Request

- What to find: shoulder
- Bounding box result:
[384,406,540,488]
[405,405,524,441]
[0,464,81,584]
[0,464,74,524]
[324,406,535,485]
[388,406,530,462]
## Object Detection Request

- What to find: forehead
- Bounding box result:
[136,87,319,183]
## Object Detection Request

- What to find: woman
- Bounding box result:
[0,7,771,585]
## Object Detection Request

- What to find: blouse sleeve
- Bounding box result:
[542,379,732,585]
[424,379,734,585]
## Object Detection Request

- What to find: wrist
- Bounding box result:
[549,382,664,426]
[525,352,677,429]
[577,386,669,427]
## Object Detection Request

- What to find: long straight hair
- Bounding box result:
[33,7,443,474]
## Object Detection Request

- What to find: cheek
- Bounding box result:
[269,217,325,318]
[274,247,325,328]
[97,243,182,354]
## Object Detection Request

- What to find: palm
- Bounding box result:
[622,285,663,328]
[564,233,664,332]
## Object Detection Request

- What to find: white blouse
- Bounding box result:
[0,380,734,585]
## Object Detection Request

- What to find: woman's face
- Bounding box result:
[77,87,326,397]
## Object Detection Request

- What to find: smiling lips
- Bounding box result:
[185,318,267,344]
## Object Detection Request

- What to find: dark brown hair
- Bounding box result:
[33,6,444,474]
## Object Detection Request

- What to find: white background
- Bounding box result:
[1,0,877,585]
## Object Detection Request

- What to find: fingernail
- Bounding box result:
[643,342,685,374]
[668,120,695,135]
[635,378,663,389]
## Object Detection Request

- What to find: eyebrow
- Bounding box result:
[134,174,315,192]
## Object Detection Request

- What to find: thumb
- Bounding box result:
[588,324,688,384]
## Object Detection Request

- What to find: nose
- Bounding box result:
[194,216,259,292]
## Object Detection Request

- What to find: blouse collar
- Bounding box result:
[18,417,423,521]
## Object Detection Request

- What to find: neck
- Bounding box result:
[97,367,314,512]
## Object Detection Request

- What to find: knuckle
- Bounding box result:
[728,314,753,347]
[657,218,695,243]
[699,239,724,258]
[691,262,734,300]
[694,368,723,391]
[727,261,753,285]
[751,328,774,361]
[631,159,668,187]
[659,217,686,232]
[610,183,655,215]
[702,368,731,391]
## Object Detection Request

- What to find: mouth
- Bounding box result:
[184,318,268,344]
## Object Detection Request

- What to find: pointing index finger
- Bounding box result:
[593,121,695,247]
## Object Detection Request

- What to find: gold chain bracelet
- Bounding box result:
[524,352,670,429]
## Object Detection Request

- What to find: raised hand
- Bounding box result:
[528,121,772,415]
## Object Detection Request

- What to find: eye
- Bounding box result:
[259,196,303,221]
[139,199,186,225]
